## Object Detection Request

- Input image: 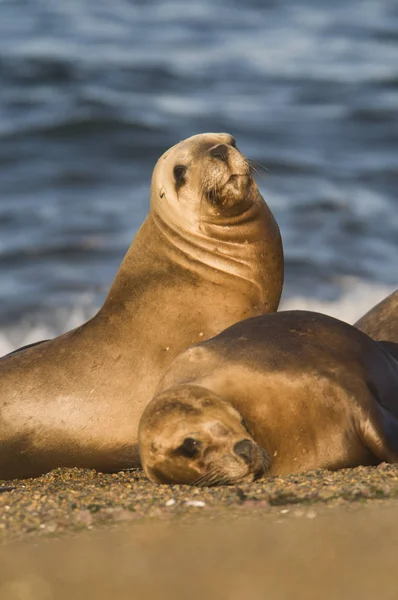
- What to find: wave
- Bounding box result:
[280,278,395,323]
[0,278,395,356]
[0,305,96,356]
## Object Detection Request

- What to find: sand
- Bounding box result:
[1,465,398,598]
[1,463,398,542]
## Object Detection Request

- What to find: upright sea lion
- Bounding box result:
[139,311,398,485]
[355,290,398,343]
[0,133,283,479]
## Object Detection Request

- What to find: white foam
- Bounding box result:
[0,305,97,356]
[281,278,396,324]
[0,279,396,356]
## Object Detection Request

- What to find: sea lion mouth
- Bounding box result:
[222,173,251,189]
[203,172,253,215]
[205,172,250,193]
[191,444,269,487]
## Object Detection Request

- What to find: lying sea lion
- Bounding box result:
[139,311,398,485]
[0,133,283,479]
[355,290,398,343]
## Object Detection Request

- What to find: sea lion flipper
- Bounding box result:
[361,404,398,463]
[377,341,398,363]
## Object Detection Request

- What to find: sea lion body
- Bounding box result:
[0,133,283,479]
[139,311,398,485]
[355,290,398,343]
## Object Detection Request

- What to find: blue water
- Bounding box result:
[0,0,397,350]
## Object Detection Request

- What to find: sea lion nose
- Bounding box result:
[210,144,229,162]
[233,439,255,465]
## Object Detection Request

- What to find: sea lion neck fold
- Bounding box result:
[150,133,283,309]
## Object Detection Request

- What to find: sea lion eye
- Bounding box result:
[177,437,201,458]
[173,165,187,189]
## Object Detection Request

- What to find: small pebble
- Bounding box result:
[1,464,398,542]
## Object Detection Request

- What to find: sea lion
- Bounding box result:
[139,311,398,485]
[0,132,283,479]
[355,290,398,343]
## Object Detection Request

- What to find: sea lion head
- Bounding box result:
[139,385,269,486]
[151,133,259,224]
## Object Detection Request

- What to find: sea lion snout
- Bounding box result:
[233,438,256,465]
[230,439,269,480]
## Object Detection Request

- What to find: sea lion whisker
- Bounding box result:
[200,183,211,207]
[207,469,244,487]
[192,467,224,488]
[248,159,269,177]
[206,470,227,487]
[207,186,218,206]
[260,448,271,473]
[191,470,216,487]
[198,476,223,488]
[217,474,236,486]
[249,164,259,176]
[205,467,235,487]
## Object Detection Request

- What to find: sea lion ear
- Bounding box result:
[159,187,165,198]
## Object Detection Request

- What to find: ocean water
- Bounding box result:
[0,0,397,353]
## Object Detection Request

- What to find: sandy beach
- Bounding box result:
[1,463,398,542]
[2,465,398,598]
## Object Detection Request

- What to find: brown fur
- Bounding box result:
[140,311,398,485]
[355,290,398,342]
[0,133,283,479]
